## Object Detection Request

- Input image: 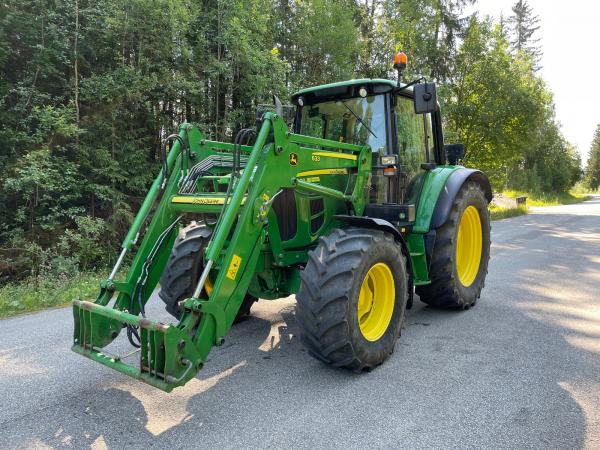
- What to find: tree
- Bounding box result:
[508,0,542,70]
[0,0,582,283]
[585,124,600,190]
[445,18,545,189]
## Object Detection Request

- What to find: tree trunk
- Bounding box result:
[74,0,80,146]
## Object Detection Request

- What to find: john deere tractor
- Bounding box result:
[72,54,491,391]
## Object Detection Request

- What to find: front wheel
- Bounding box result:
[416,181,491,309]
[296,228,408,371]
[159,222,257,321]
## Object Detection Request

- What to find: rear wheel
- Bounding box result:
[416,181,491,309]
[296,228,408,371]
[159,222,257,321]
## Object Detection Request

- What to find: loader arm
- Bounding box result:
[72,113,371,391]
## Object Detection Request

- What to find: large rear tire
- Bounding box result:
[159,222,257,321]
[416,181,491,309]
[296,228,408,371]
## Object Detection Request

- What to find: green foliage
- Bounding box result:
[445,18,541,188]
[508,0,542,70]
[584,124,600,190]
[445,17,579,193]
[0,272,102,318]
[0,0,581,289]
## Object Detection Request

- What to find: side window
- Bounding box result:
[301,111,327,139]
[395,96,431,180]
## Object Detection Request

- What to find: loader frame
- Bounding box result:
[73,112,374,391]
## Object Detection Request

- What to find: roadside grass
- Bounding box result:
[502,189,590,206]
[489,204,528,221]
[571,182,600,196]
[0,272,102,319]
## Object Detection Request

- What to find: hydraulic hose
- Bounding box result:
[127,215,182,348]
[161,134,187,184]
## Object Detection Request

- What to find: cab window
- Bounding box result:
[395,95,431,181]
[299,95,387,154]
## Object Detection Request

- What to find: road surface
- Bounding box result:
[1,197,599,449]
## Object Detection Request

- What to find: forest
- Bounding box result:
[0,0,583,288]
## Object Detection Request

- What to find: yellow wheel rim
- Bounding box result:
[357,262,395,342]
[455,205,483,287]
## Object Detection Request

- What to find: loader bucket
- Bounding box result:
[72,300,201,392]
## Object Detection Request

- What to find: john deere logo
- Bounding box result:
[289,152,298,166]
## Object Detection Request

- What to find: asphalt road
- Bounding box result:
[1,197,599,449]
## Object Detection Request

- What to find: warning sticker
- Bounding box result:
[226,254,242,280]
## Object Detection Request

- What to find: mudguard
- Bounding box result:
[429,168,492,229]
[407,167,492,286]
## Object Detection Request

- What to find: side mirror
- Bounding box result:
[413,82,437,114]
[445,143,465,165]
[256,102,296,129]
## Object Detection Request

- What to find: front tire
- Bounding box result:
[416,181,491,309]
[296,228,408,371]
[159,222,257,321]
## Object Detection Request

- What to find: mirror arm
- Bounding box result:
[393,77,425,94]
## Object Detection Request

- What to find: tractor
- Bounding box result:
[72,53,492,391]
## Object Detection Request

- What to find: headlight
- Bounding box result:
[380,155,398,166]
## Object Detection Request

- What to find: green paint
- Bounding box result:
[405,233,429,285]
[412,166,460,233]
[72,113,371,390]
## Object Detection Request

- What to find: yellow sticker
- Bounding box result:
[296,168,347,177]
[226,254,242,280]
[171,196,247,205]
[312,151,357,161]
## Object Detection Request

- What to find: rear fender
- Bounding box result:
[409,167,491,285]
[429,168,492,229]
[413,167,491,233]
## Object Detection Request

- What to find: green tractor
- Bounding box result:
[72,54,491,391]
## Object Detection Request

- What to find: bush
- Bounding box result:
[0,272,103,318]
[0,216,110,284]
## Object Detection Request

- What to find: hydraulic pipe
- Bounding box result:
[108,247,128,280]
[204,118,272,262]
[192,259,213,299]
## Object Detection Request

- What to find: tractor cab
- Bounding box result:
[291,77,450,218]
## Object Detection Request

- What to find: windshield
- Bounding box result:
[299,95,387,153]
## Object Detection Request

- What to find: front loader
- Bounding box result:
[72,53,492,391]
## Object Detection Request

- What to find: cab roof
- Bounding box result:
[291,78,407,106]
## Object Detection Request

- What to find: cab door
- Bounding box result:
[391,94,433,203]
